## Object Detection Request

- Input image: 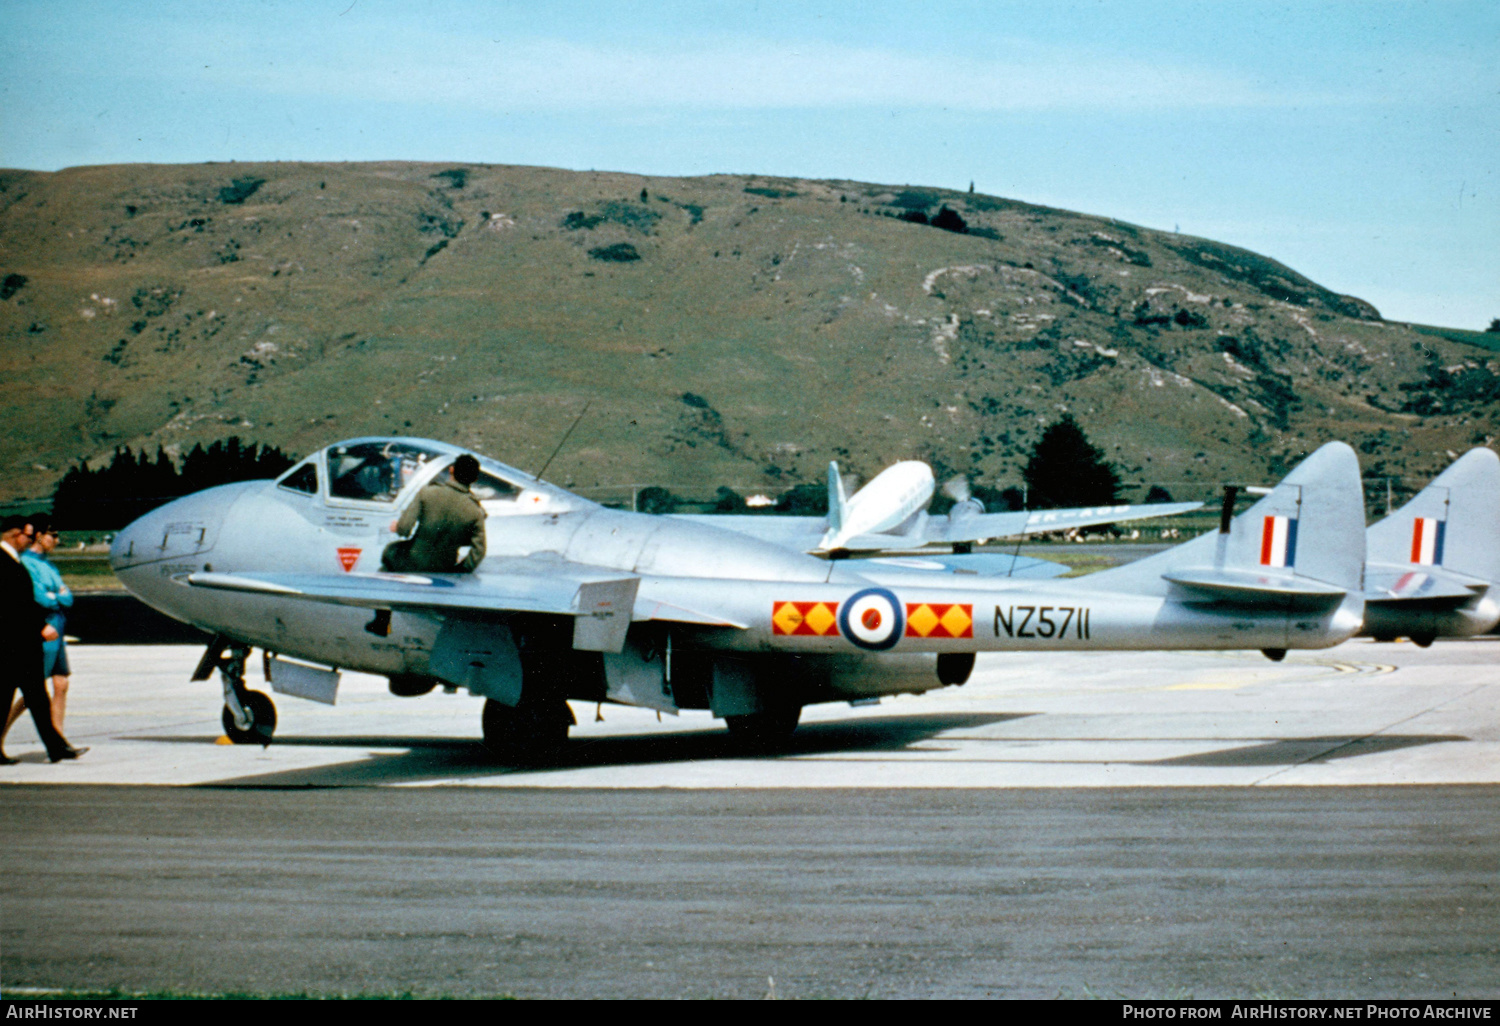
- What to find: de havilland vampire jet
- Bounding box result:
[1361,447,1500,645]
[109,436,1367,762]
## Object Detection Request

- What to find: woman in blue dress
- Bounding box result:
[4,522,71,734]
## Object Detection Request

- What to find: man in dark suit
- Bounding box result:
[0,515,85,763]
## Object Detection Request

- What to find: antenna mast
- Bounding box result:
[535,400,592,482]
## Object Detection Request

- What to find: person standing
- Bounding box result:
[5,521,72,733]
[0,515,85,763]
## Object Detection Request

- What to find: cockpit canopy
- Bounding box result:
[328,440,439,502]
[275,437,584,515]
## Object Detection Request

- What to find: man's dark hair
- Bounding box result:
[451,454,480,486]
[0,514,35,532]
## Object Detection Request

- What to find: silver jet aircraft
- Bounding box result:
[1361,447,1500,645]
[109,436,1367,761]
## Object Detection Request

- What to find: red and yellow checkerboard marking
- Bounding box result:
[905,602,973,638]
[772,600,839,636]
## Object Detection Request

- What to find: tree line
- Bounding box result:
[47,417,1134,527]
[51,438,295,528]
[640,416,1135,515]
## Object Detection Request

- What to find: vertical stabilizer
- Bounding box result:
[826,461,848,533]
[1087,441,1366,596]
[1368,448,1500,583]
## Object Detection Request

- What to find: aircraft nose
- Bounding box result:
[108,482,253,571]
[109,494,200,571]
[107,517,139,571]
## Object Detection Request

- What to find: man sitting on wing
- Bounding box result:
[368,455,488,636]
[382,453,488,573]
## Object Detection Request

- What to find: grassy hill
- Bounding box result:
[1,161,1496,506]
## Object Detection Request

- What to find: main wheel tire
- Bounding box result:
[724,704,802,751]
[222,690,277,745]
[482,697,572,765]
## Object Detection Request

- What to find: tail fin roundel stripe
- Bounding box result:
[1259,516,1298,568]
[1410,517,1446,566]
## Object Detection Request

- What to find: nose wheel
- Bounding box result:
[221,690,278,746]
[195,638,280,746]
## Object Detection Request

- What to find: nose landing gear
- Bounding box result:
[193,637,278,746]
[221,688,278,746]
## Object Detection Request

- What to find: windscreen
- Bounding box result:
[327,441,444,502]
[277,461,319,495]
[470,468,523,503]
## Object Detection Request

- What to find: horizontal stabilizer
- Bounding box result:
[1163,568,1347,604]
[1364,566,1488,603]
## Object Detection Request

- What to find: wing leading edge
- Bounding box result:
[187,556,745,654]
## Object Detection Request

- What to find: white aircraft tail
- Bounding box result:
[1367,447,1500,583]
[1088,441,1366,603]
[826,461,849,533]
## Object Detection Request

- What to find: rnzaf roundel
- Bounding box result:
[905,602,974,639]
[772,600,839,636]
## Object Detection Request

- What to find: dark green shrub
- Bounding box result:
[930,206,968,234]
[636,486,679,514]
[589,243,641,262]
[217,177,265,205]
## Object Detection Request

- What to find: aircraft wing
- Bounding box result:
[928,501,1204,544]
[187,555,743,653]
[189,565,602,615]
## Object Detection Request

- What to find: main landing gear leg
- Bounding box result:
[194,637,278,746]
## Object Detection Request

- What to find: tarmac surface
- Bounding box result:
[2,639,1498,998]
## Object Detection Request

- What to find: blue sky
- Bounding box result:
[3,0,1495,328]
